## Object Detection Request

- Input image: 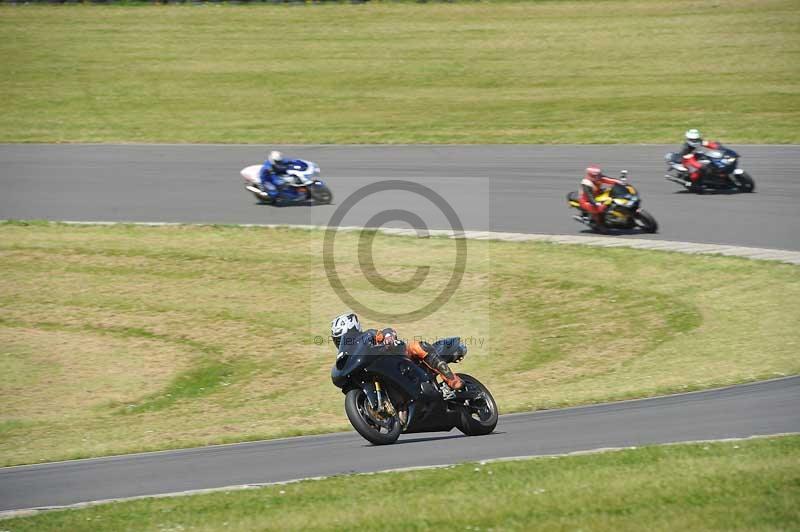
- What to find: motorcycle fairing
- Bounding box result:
[282,159,319,186]
[332,348,434,403]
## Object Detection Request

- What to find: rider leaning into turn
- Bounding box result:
[678,129,720,189]
[578,165,622,232]
[258,150,290,198]
[330,312,464,390]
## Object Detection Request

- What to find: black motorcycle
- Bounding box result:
[664,144,755,193]
[331,336,498,445]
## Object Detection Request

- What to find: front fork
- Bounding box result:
[729,168,746,187]
[364,379,396,417]
[374,380,384,411]
[375,380,396,416]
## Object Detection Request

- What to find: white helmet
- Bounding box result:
[330,312,361,349]
[685,129,702,148]
[268,150,283,165]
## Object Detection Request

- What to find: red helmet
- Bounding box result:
[586,165,603,181]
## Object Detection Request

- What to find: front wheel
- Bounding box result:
[456,374,498,436]
[634,210,658,233]
[344,388,401,445]
[735,172,755,193]
[310,184,333,204]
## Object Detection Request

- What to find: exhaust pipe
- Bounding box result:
[664,175,690,186]
[245,185,268,197]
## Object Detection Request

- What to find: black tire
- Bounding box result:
[456,374,498,436]
[310,185,333,205]
[589,221,608,234]
[344,388,401,445]
[736,172,755,193]
[634,210,658,233]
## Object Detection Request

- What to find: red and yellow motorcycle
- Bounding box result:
[567,172,658,233]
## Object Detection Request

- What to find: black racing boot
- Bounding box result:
[423,351,464,390]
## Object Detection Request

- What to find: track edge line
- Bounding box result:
[2,432,796,521]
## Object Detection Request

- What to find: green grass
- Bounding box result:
[5,435,799,531]
[0,222,798,466]
[0,0,798,143]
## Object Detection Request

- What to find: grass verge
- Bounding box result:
[0,222,798,466]
[5,435,799,531]
[0,0,798,143]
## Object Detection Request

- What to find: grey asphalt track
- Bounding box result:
[1,144,799,513]
[1,144,798,250]
[1,377,798,513]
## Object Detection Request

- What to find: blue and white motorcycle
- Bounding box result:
[241,159,333,205]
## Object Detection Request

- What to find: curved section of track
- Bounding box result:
[1,144,799,513]
[1,377,798,514]
[1,144,799,250]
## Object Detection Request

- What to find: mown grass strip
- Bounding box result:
[0,0,798,143]
[5,436,798,531]
[0,222,798,465]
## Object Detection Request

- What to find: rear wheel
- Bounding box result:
[344,388,401,445]
[456,374,498,436]
[736,172,755,193]
[310,185,333,204]
[634,210,658,233]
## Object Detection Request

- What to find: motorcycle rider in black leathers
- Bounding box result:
[330,312,465,390]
